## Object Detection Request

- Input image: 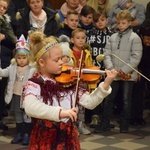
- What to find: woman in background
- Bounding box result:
[86,0,110,14]
[16,0,58,39]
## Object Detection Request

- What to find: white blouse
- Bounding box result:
[23,77,112,123]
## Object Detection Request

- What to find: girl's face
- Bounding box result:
[98,0,106,5]
[62,55,70,64]
[80,14,93,26]
[117,19,131,32]
[66,0,80,9]
[65,14,79,30]
[94,15,108,30]
[16,55,29,67]
[29,0,43,16]
[71,32,86,49]
[0,0,8,15]
[39,46,63,78]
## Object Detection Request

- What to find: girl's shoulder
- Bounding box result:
[22,79,41,103]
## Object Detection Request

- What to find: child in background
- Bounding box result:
[79,5,96,31]
[108,0,145,32]
[95,10,142,133]
[71,28,93,67]
[70,28,95,135]
[22,31,117,149]
[0,35,35,145]
[60,43,73,66]
[58,10,79,39]
[86,11,112,127]
[87,11,112,70]
[59,35,73,66]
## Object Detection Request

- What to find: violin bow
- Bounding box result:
[73,50,84,108]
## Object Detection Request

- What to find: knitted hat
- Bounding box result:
[58,35,71,57]
[118,0,128,9]
[60,42,71,57]
[15,35,30,55]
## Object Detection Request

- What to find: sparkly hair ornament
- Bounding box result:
[15,34,30,55]
[35,36,59,61]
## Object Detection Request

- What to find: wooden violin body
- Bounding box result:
[55,65,105,86]
[55,65,131,87]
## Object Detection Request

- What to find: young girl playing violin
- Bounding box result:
[22,31,117,150]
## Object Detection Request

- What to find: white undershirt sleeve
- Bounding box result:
[79,82,112,110]
[23,95,62,122]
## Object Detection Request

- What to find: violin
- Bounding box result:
[55,65,105,87]
[55,65,131,87]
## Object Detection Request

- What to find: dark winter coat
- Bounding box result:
[86,27,112,69]
[0,15,16,68]
[7,0,52,35]
[16,7,59,38]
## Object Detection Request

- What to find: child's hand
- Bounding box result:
[106,69,118,79]
[102,69,118,90]
[59,107,78,122]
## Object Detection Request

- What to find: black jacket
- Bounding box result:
[16,7,58,38]
[86,27,112,69]
[138,44,150,77]
[7,0,52,35]
[0,15,16,68]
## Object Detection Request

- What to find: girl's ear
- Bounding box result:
[38,59,45,68]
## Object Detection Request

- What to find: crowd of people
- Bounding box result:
[0,0,150,149]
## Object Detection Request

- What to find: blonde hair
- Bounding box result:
[116,10,132,22]
[66,10,79,19]
[11,54,30,66]
[29,31,60,70]
[86,0,110,14]
[71,28,86,38]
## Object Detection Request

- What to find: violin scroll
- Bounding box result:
[117,71,131,80]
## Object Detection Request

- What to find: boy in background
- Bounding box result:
[58,10,79,39]
[79,5,95,31]
[108,0,145,32]
[71,28,94,135]
[95,10,142,133]
[86,11,112,127]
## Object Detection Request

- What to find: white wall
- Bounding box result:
[110,0,149,8]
